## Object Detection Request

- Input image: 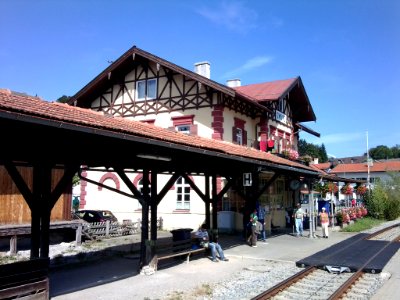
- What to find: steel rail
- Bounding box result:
[365,223,400,240]
[252,224,400,300]
[329,227,400,300]
[251,266,316,300]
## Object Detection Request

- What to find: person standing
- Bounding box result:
[292,203,305,237]
[319,207,329,238]
[257,205,266,242]
[249,209,259,247]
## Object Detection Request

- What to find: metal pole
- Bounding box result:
[331,191,335,229]
[366,131,371,195]
[309,181,314,238]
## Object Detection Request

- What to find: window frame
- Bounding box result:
[136,78,157,101]
[176,176,190,210]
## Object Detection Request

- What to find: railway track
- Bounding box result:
[252,224,400,300]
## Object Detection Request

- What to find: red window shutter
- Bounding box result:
[243,130,247,146]
[190,124,198,136]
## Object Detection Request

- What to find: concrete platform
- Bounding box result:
[49,224,399,300]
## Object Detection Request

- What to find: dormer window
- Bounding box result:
[176,125,191,134]
[171,115,197,136]
[136,78,157,101]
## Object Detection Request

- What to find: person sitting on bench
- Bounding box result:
[195,224,229,262]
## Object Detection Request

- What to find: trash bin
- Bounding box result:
[170,228,193,242]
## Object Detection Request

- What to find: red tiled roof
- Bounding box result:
[233,78,298,101]
[311,162,331,170]
[0,89,317,174]
[331,161,400,173]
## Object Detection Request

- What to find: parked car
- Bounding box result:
[73,210,118,223]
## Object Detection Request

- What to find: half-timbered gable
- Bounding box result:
[234,77,319,153]
[71,46,271,144]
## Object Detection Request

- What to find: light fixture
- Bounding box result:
[136,154,171,162]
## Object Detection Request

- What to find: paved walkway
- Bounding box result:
[49,225,399,299]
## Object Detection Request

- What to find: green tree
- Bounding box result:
[57,95,71,103]
[390,145,400,158]
[298,139,328,163]
[369,145,393,159]
[320,143,328,162]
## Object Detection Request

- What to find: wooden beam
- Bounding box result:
[156,172,180,205]
[49,164,80,210]
[114,166,143,200]
[3,161,34,209]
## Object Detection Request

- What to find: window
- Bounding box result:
[176,125,191,134]
[278,99,285,112]
[136,79,157,100]
[236,128,243,145]
[232,117,247,145]
[176,176,190,210]
[171,115,197,136]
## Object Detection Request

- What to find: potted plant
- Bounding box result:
[335,210,343,225]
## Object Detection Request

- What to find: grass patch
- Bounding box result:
[341,217,385,232]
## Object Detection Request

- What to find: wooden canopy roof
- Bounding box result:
[0,89,319,178]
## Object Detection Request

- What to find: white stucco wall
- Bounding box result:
[81,171,209,231]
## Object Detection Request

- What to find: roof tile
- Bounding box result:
[0,89,316,173]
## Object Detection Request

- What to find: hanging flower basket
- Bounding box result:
[327,182,338,194]
[356,185,367,195]
[315,182,329,198]
[341,184,353,195]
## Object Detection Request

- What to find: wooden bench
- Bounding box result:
[0,258,49,300]
[150,238,207,271]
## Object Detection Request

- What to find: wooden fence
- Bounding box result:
[76,217,163,243]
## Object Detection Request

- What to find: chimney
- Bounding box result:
[226,79,241,87]
[194,62,210,79]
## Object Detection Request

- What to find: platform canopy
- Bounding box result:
[0,89,320,178]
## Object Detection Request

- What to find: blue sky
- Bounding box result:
[1,0,399,158]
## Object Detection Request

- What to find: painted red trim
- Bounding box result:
[79,169,87,208]
[234,117,246,128]
[141,119,155,125]
[98,172,120,191]
[171,115,194,126]
[172,209,190,214]
[211,105,224,140]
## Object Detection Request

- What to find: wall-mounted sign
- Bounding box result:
[276,111,287,124]
[243,173,252,186]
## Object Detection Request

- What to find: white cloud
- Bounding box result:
[222,55,273,79]
[197,1,258,34]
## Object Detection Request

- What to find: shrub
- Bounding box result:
[364,172,400,221]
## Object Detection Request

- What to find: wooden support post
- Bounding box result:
[10,235,17,255]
